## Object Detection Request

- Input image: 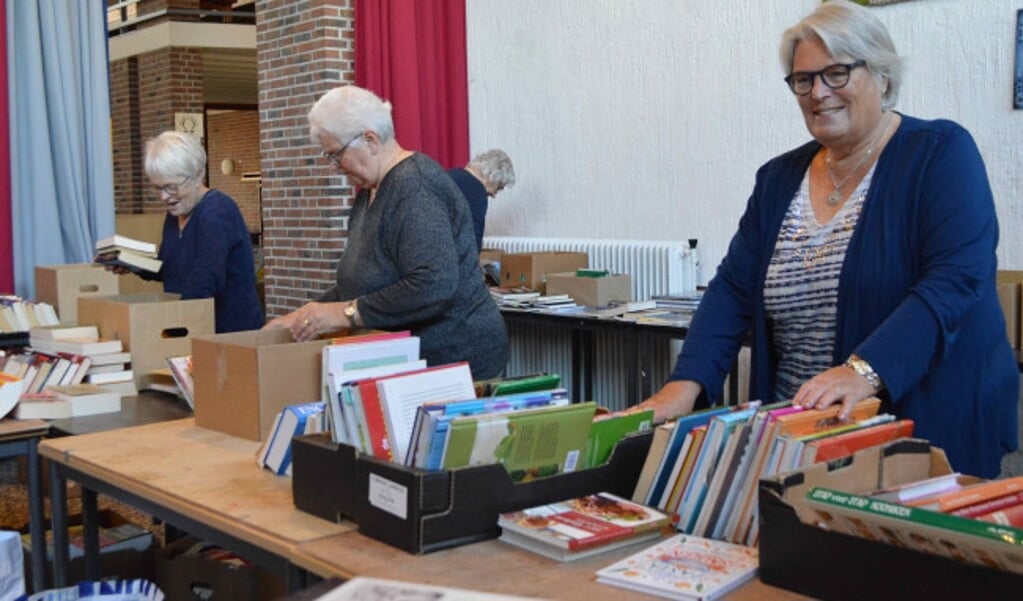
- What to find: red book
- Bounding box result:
[907,476,1023,513]
[357,378,392,460]
[806,419,915,463]
[976,500,1023,528]
[951,490,1023,519]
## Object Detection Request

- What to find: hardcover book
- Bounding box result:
[93,248,162,275]
[594,533,759,600]
[497,492,670,562]
[583,409,654,469]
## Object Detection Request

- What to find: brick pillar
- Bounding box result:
[256,0,356,318]
[109,58,142,213]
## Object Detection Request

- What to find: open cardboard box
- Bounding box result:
[291,429,653,554]
[758,438,1023,600]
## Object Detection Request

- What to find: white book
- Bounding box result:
[18,384,121,419]
[95,234,157,255]
[29,324,100,342]
[85,369,134,385]
[328,359,427,445]
[375,362,476,465]
[321,334,420,405]
[88,351,132,366]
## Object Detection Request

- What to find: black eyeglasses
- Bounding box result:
[152,177,190,196]
[321,133,363,167]
[784,60,866,96]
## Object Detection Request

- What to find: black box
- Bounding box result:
[758,438,1023,600]
[154,536,284,601]
[291,430,652,554]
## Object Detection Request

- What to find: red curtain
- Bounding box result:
[355,0,469,169]
[0,1,12,292]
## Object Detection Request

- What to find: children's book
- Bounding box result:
[594,533,759,600]
[498,492,670,562]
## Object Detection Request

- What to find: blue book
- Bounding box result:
[645,406,731,506]
[264,401,325,476]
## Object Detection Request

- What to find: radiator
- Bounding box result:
[482,237,693,411]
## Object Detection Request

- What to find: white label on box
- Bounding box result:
[368,473,408,519]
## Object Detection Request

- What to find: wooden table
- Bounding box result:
[292,530,812,600]
[38,418,352,591]
[47,389,193,437]
[0,418,50,593]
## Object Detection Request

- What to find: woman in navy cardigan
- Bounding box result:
[637,0,1017,477]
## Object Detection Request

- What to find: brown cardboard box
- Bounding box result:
[77,293,215,386]
[500,252,588,293]
[114,213,166,295]
[546,272,632,307]
[34,264,118,325]
[154,536,283,601]
[479,248,504,265]
[997,270,1023,349]
[191,328,331,441]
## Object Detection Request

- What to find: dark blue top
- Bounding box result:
[669,114,1018,477]
[448,167,488,251]
[152,189,264,333]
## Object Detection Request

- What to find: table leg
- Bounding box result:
[49,463,69,587]
[82,487,100,580]
[26,439,46,593]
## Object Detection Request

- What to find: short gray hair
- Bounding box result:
[469,149,515,189]
[144,131,206,181]
[779,0,902,110]
[308,85,395,147]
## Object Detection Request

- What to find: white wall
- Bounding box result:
[467,0,1023,280]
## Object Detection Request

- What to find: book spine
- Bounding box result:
[977,501,1023,528]
[952,490,1023,519]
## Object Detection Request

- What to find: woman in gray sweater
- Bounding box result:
[264,85,508,379]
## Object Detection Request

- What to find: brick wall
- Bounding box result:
[257,0,356,317]
[110,58,142,212]
[207,110,262,233]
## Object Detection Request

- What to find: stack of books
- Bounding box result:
[0,295,59,333]
[15,383,122,419]
[93,234,162,275]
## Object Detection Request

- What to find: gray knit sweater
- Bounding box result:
[318,153,509,379]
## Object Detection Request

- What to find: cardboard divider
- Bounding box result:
[758,439,1023,600]
[291,429,653,554]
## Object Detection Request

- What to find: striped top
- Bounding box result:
[764,165,874,401]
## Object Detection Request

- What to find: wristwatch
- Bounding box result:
[844,354,883,392]
[343,300,359,327]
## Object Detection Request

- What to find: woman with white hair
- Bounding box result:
[265,85,509,379]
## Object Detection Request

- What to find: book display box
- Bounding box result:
[758,438,1023,601]
[291,429,653,554]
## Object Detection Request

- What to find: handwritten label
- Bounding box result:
[368,473,408,520]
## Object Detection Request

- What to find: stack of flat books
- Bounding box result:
[93,234,162,275]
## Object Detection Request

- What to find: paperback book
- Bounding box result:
[498,492,671,562]
[594,533,759,600]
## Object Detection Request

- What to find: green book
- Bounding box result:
[474,372,562,397]
[441,401,598,481]
[806,486,1023,574]
[583,410,654,469]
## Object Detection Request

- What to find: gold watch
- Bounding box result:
[343,300,359,327]
[844,353,883,392]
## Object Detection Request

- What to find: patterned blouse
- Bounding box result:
[763,165,875,401]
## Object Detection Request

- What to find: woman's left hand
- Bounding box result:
[791,364,877,420]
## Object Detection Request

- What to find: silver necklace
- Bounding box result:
[824,113,892,207]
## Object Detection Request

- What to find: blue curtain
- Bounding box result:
[7,0,114,298]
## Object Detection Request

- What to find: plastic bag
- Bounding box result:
[0,530,26,601]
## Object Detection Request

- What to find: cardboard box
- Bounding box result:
[479,248,503,266]
[758,438,1022,600]
[191,328,331,441]
[500,252,588,293]
[998,270,1023,349]
[77,293,215,386]
[291,429,652,554]
[154,536,283,601]
[34,264,119,325]
[546,272,631,307]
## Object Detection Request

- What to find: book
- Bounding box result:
[583,409,653,469]
[84,368,134,385]
[950,490,1023,519]
[166,355,194,409]
[977,502,1023,528]
[801,417,913,465]
[869,471,965,504]
[320,332,418,405]
[375,362,476,465]
[904,476,1023,513]
[806,486,1023,573]
[262,402,327,475]
[95,234,157,255]
[594,533,759,600]
[0,372,25,419]
[660,426,704,513]
[93,248,163,275]
[632,422,675,503]
[497,492,671,561]
[88,351,133,366]
[473,372,562,397]
[441,402,598,480]
[645,406,731,508]
[16,383,121,419]
[317,576,539,601]
[332,360,428,449]
[44,337,124,357]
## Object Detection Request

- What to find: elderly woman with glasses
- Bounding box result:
[448,149,516,252]
[264,85,509,380]
[636,0,1016,477]
[112,130,264,333]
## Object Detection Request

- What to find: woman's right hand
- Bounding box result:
[630,379,703,423]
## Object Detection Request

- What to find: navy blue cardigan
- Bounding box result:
[670,114,1018,477]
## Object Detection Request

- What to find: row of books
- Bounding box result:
[256,401,327,476]
[805,474,1023,575]
[633,396,904,546]
[0,294,59,333]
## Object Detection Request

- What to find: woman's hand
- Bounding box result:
[792,364,877,420]
[630,380,703,423]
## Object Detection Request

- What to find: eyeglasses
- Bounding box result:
[152,177,190,196]
[784,60,866,96]
[321,133,363,167]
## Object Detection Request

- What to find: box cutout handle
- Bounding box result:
[161,327,189,339]
[77,284,99,293]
